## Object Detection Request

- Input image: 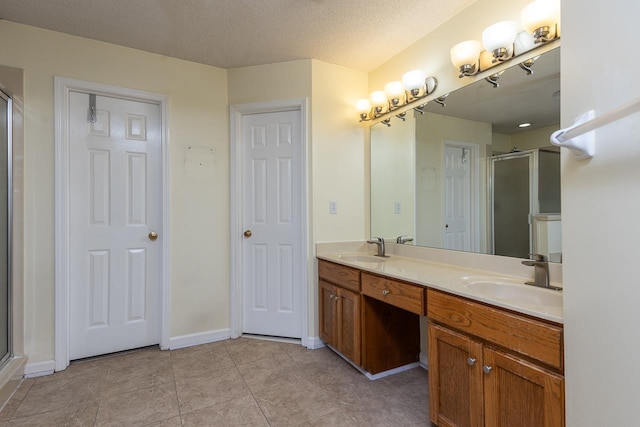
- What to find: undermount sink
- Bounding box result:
[462,276,563,308]
[337,254,387,263]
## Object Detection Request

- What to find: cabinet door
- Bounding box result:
[319,280,337,346]
[428,323,483,427]
[483,347,564,427]
[337,287,361,365]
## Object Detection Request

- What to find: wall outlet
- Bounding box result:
[329,200,337,214]
[395,202,401,214]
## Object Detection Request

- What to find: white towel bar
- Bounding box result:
[550,98,640,160]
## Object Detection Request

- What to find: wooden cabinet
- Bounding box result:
[318,261,361,365]
[427,289,565,427]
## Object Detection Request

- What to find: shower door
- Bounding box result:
[488,151,538,259]
[0,90,11,367]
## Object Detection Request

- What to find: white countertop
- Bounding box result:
[317,251,563,324]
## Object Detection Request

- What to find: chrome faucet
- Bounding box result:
[396,235,414,244]
[521,253,561,291]
[366,237,387,257]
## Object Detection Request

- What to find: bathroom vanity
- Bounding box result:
[317,247,564,427]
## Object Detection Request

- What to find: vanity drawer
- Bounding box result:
[318,260,360,292]
[427,288,563,371]
[361,272,424,315]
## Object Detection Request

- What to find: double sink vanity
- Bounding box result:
[317,242,564,427]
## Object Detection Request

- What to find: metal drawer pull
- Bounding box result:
[483,365,493,374]
[467,357,476,366]
[382,289,390,296]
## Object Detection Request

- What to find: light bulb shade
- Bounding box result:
[482,21,518,52]
[384,81,405,98]
[356,98,372,113]
[402,70,427,91]
[450,40,483,68]
[514,31,536,55]
[369,90,388,107]
[521,0,560,33]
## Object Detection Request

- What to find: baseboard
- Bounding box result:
[305,336,325,350]
[168,328,231,350]
[419,351,428,370]
[24,360,55,378]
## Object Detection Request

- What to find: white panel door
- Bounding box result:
[443,145,471,251]
[241,110,302,338]
[68,92,162,359]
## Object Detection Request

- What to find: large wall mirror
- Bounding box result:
[371,47,561,262]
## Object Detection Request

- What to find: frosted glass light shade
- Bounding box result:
[369,91,388,107]
[482,21,518,52]
[356,98,372,113]
[384,81,405,98]
[402,70,427,91]
[450,40,483,68]
[521,0,560,33]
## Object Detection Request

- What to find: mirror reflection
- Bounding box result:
[371,47,561,262]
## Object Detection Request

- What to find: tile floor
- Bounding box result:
[0,338,430,426]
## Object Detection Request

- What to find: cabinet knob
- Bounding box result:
[467,357,476,366]
[483,365,493,374]
[382,289,390,296]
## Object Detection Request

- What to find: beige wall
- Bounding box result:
[561,0,640,424]
[0,21,230,364]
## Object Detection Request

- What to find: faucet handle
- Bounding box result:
[367,237,384,243]
[528,253,548,262]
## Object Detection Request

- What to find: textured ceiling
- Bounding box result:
[0,0,476,71]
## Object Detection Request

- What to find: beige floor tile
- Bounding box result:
[102,356,174,397]
[0,400,99,426]
[176,367,250,415]
[0,378,35,421]
[306,409,358,426]
[236,352,305,393]
[141,415,182,426]
[35,358,108,385]
[338,393,429,427]
[253,379,339,426]
[171,343,235,380]
[180,395,269,426]
[95,382,179,426]
[107,346,170,367]
[224,338,290,365]
[13,374,104,419]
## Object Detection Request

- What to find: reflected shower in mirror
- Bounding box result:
[371,47,561,262]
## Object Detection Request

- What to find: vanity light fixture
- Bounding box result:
[518,55,540,75]
[380,118,392,127]
[370,90,389,117]
[384,81,406,109]
[485,73,502,88]
[521,0,560,44]
[395,112,407,121]
[402,69,428,99]
[356,98,372,122]
[434,94,449,107]
[413,104,426,115]
[482,21,518,63]
[450,40,483,78]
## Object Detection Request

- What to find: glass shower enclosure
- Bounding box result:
[488,149,561,259]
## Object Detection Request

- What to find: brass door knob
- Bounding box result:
[148,231,158,241]
[243,230,252,238]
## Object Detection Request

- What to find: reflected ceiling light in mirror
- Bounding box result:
[450,40,482,78]
[521,0,560,44]
[384,81,406,109]
[518,122,532,128]
[485,71,504,88]
[518,54,540,75]
[434,94,449,107]
[482,21,518,63]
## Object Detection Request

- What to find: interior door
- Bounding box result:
[68,92,162,359]
[241,109,302,338]
[443,144,472,251]
[0,91,10,366]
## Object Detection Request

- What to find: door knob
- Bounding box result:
[243,230,252,238]
[148,231,158,241]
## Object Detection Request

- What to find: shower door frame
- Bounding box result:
[487,149,539,257]
[0,89,13,370]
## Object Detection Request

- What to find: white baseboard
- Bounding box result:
[305,336,325,350]
[168,328,231,350]
[24,360,55,378]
